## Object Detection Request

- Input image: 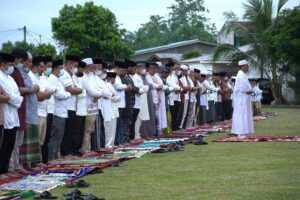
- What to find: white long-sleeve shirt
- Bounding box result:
[48,74,71,118]
[166,73,181,105]
[132,73,148,109]
[0,70,23,129]
[81,72,102,116]
[114,75,127,108]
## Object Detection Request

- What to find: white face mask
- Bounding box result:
[95,70,102,76]
[71,67,78,74]
[100,73,107,79]
[141,69,146,75]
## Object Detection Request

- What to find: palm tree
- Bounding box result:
[213,0,289,104]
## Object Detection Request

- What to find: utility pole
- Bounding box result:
[39,35,42,44]
[23,26,27,43]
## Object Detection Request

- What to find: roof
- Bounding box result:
[218,21,256,35]
[180,54,232,64]
[135,39,218,55]
[147,53,183,62]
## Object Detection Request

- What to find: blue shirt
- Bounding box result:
[17,66,38,125]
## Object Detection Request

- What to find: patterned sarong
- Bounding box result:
[19,124,41,163]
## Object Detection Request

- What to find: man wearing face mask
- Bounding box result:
[10,48,40,174]
[28,57,54,164]
[113,61,133,145]
[59,55,83,157]
[166,62,181,131]
[80,58,103,155]
[132,62,149,140]
[0,52,23,179]
[124,59,140,142]
[179,65,191,129]
[47,60,71,164]
[93,58,109,151]
[202,71,217,124]
[72,61,88,155]
[41,56,54,163]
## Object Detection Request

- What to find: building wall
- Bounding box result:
[218,30,235,45]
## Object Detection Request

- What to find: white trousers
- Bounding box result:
[104,118,117,148]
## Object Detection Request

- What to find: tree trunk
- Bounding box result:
[271,62,285,104]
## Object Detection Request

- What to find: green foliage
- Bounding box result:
[1,40,57,57]
[125,0,217,50]
[213,0,296,104]
[51,1,133,61]
[223,10,240,21]
[182,49,202,60]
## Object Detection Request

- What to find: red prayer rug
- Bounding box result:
[214,135,300,142]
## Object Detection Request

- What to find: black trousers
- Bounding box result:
[42,114,53,163]
[226,100,233,120]
[98,110,105,148]
[129,108,139,140]
[71,115,86,153]
[170,100,181,131]
[0,128,17,174]
[215,102,223,122]
[0,125,3,148]
[60,110,76,156]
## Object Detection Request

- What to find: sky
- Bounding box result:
[0,0,298,48]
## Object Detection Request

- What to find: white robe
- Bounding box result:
[154,73,167,130]
[231,70,254,135]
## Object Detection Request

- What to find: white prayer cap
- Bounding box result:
[231,76,236,79]
[205,70,212,75]
[156,62,163,67]
[27,51,33,59]
[238,59,248,66]
[82,58,93,65]
[180,65,189,70]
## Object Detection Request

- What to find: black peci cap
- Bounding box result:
[52,59,64,68]
[11,47,28,60]
[65,55,81,62]
[92,58,102,64]
[32,56,44,66]
[78,61,87,68]
[0,52,16,62]
[43,56,52,63]
[107,71,117,78]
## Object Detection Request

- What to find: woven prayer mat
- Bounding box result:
[0,172,73,193]
[214,136,300,142]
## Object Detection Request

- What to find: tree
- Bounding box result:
[1,40,57,57]
[182,49,202,60]
[125,0,217,50]
[51,1,133,61]
[223,10,240,21]
[213,0,290,104]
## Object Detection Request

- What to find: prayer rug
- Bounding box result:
[0,172,73,193]
[214,136,300,142]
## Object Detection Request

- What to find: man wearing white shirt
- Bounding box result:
[166,62,181,131]
[41,56,54,163]
[114,61,132,145]
[231,60,254,138]
[132,63,149,140]
[47,60,71,164]
[59,55,83,157]
[179,65,191,129]
[0,53,23,178]
[93,59,110,150]
[203,71,217,124]
[104,71,120,148]
[80,58,102,154]
[28,57,53,163]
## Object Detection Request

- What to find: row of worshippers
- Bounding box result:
[0,47,262,179]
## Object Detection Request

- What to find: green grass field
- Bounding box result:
[51,108,300,200]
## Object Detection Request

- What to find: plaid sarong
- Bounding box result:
[19,124,41,163]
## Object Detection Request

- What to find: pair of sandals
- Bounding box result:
[63,189,104,200]
[66,180,89,188]
[34,191,57,199]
